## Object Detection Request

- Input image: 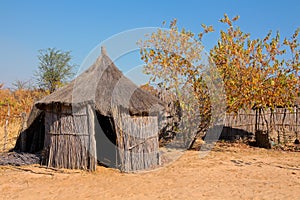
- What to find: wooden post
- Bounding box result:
[87,104,97,171]
[3,103,10,152]
[296,107,299,140]
[20,112,27,151]
[255,109,258,133]
[282,108,287,144]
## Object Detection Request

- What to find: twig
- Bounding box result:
[35,165,81,174]
[6,166,54,176]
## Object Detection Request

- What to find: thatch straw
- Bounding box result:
[35,47,165,116]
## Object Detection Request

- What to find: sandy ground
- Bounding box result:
[0,143,299,200]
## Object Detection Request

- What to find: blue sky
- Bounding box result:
[0,0,299,87]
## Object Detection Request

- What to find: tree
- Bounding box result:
[12,80,31,90]
[283,28,300,97]
[138,20,217,146]
[210,14,299,138]
[35,48,76,93]
[211,14,299,112]
[139,15,300,145]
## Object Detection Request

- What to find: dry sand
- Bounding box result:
[0,143,299,200]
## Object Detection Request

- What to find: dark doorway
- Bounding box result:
[14,112,45,153]
[94,112,119,169]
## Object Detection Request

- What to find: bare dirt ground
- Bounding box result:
[0,143,299,200]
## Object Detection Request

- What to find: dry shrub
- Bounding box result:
[0,118,23,152]
[0,86,47,152]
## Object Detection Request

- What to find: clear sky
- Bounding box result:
[0,0,299,87]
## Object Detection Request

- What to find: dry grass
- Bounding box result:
[0,87,47,152]
[0,119,22,152]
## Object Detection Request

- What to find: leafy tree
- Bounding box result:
[283,28,300,97]
[138,20,216,146]
[35,48,76,93]
[209,14,299,135]
[211,14,299,112]
[139,15,300,143]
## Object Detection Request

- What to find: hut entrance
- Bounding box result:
[14,111,45,153]
[95,112,119,168]
[43,103,97,170]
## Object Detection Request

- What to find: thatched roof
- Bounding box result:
[35,47,164,116]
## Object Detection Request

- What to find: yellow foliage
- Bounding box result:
[0,88,46,121]
[0,87,47,152]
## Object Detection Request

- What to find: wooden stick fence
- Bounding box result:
[224,107,300,143]
[0,105,28,152]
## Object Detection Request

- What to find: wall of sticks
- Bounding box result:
[112,106,160,172]
[44,103,96,171]
[223,107,300,144]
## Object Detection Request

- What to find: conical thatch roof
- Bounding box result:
[35,47,164,116]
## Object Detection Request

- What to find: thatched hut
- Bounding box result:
[14,47,164,172]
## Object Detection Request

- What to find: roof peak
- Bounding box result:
[101,46,107,55]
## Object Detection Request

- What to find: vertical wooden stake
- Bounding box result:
[87,104,96,171]
[3,103,10,151]
[20,112,27,151]
[296,107,298,140]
